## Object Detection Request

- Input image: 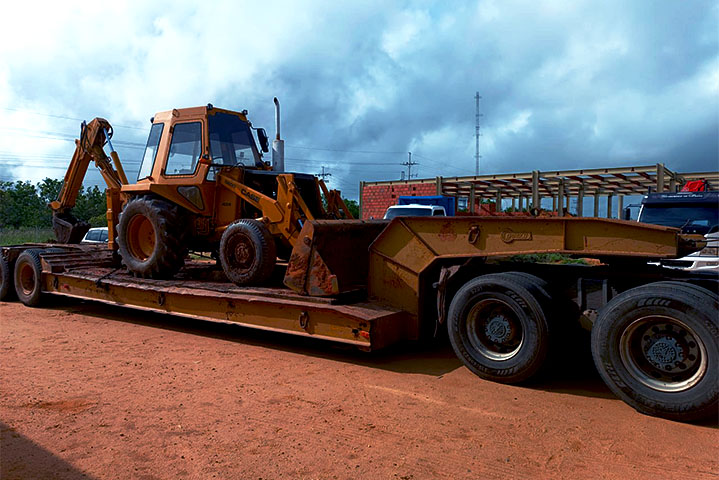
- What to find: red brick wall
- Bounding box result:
[361,183,437,219]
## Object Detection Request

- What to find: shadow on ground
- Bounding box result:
[0,422,96,480]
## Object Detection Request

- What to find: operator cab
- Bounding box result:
[135,105,270,184]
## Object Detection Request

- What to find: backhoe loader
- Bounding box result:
[50,99,353,285]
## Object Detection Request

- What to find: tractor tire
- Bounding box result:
[13,249,44,307]
[0,254,15,301]
[219,219,276,286]
[117,195,187,279]
[591,282,718,421]
[447,273,551,384]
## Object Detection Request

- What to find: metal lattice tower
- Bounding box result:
[475,92,482,176]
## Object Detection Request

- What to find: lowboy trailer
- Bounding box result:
[1,216,717,422]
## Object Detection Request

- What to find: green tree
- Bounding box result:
[0,181,45,228]
[74,185,107,227]
[0,178,107,229]
[343,198,360,218]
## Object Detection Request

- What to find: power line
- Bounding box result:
[0,107,146,131]
[286,144,405,155]
[401,152,418,180]
[316,166,332,183]
[285,156,401,167]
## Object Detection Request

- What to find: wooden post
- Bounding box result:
[577,183,584,217]
[495,189,502,213]
[469,184,475,214]
[656,163,665,193]
[594,191,600,217]
[607,194,613,219]
[512,197,516,210]
[617,195,624,220]
[557,180,564,217]
[532,170,540,210]
[552,195,557,212]
[436,176,443,195]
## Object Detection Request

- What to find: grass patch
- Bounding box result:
[0,227,56,245]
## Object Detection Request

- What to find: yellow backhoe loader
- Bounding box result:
[50,99,353,285]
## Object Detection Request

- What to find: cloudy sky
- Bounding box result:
[1,0,717,199]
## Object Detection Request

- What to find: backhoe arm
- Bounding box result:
[50,118,128,244]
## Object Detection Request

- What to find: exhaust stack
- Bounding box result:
[272,97,285,172]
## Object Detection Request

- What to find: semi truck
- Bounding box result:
[2,215,717,422]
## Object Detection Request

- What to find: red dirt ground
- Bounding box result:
[1,298,717,479]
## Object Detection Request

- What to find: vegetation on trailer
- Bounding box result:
[507,253,589,265]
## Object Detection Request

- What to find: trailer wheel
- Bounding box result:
[591,282,718,421]
[13,249,44,307]
[117,195,187,279]
[219,219,276,286]
[447,273,550,383]
[0,254,15,301]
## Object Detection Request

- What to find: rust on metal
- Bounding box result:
[40,265,413,351]
[284,220,388,296]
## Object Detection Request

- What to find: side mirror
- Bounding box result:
[622,207,631,221]
[257,128,269,153]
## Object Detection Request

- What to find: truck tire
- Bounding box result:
[117,195,187,279]
[447,273,550,383]
[0,254,15,301]
[13,249,44,307]
[219,219,276,286]
[591,282,718,421]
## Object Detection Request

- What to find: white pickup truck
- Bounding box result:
[383,204,447,219]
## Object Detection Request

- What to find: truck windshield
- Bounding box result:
[639,205,719,234]
[208,112,262,168]
[384,208,433,219]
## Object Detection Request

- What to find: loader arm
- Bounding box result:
[217,172,317,247]
[50,118,128,244]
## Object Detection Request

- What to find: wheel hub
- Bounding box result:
[235,243,250,264]
[485,315,512,344]
[644,336,685,372]
[620,317,706,392]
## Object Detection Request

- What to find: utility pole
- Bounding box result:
[475,92,482,176]
[316,166,332,183]
[401,152,418,180]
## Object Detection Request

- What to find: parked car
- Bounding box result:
[384,204,447,219]
[81,227,109,244]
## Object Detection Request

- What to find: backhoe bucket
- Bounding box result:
[52,212,90,244]
[284,220,389,296]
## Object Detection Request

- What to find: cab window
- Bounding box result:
[165,122,202,176]
[137,123,164,180]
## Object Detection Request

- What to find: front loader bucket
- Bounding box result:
[284,220,389,296]
[52,211,90,244]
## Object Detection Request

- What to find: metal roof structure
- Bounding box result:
[361,164,719,217]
